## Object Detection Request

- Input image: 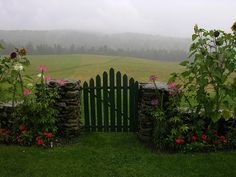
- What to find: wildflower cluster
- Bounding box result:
[0,47,65,148]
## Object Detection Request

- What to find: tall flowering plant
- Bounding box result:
[149,23,236,152]
[17,65,60,133]
[0,48,30,106]
[148,75,186,151]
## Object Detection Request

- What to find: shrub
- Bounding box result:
[0,47,63,147]
[151,23,236,152]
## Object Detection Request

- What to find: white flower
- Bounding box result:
[37,73,45,78]
[13,63,23,71]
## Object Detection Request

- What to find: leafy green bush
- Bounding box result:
[0,47,62,147]
[151,23,236,152]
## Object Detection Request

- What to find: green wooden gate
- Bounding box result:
[83,68,139,132]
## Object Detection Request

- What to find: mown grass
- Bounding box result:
[26,54,183,82]
[0,133,236,177]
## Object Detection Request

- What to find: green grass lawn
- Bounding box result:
[26,54,183,82]
[0,133,236,177]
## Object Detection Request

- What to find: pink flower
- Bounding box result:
[167,90,176,95]
[56,79,65,86]
[167,82,177,88]
[44,75,51,81]
[23,89,32,96]
[38,65,48,71]
[149,75,157,82]
[151,99,159,106]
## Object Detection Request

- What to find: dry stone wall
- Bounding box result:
[48,80,82,137]
[138,83,169,143]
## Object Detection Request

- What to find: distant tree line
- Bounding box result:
[0,39,187,61]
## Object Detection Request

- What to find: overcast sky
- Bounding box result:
[0,0,235,37]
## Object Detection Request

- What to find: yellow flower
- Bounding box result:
[19,48,27,56]
[231,22,236,33]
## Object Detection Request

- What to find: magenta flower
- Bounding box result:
[38,65,48,71]
[151,99,159,106]
[149,75,157,82]
[23,89,32,96]
[44,75,51,81]
[167,90,176,95]
[56,79,65,86]
[167,82,177,88]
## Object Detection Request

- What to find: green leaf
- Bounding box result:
[222,110,231,121]
[171,128,178,135]
[181,71,190,77]
[179,60,189,66]
[192,34,198,41]
[180,124,189,132]
[170,116,181,123]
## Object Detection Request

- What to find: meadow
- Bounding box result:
[26,54,183,82]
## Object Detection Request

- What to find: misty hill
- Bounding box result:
[0,30,191,61]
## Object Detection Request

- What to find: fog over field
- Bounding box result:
[0,0,235,37]
[0,0,235,60]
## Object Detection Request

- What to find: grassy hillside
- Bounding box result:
[27,54,183,82]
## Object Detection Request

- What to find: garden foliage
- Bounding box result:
[151,23,236,152]
[0,48,62,147]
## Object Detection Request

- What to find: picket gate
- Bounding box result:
[83,68,139,132]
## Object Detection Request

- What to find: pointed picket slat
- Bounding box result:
[134,81,139,132]
[103,72,109,132]
[83,81,90,131]
[96,75,102,131]
[116,71,122,132]
[109,68,115,131]
[129,78,135,131]
[89,79,96,131]
[123,74,128,132]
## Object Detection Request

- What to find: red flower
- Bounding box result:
[219,136,225,141]
[175,139,185,144]
[191,135,197,141]
[201,134,207,141]
[43,132,53,138]
[212,141,218,145]
[37,139,44,145]
[19,125,26,132]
